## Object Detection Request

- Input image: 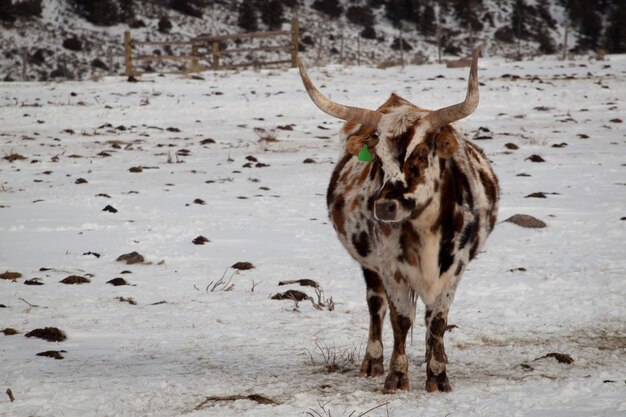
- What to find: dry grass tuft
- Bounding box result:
[306,342,358,374]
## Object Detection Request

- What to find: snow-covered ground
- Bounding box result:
[1,55,625,417]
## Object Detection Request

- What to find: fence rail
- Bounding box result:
[124,18,299,77]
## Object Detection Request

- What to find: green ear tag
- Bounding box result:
[357,144,372,162]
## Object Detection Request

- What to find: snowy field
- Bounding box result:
[1,55,625,417]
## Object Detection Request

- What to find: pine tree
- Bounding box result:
[120,0,136,23]
[312,0,343,18]
[511,0,527,39]
[536,0,556,28]
[0,0,15,22]
[604,2,626,53]
[237,1,258,32]
[418,4,436,37]
[385,0,404,28]
[346,6,375,27]
[385,0,420,29]
[261,0,284,30]
[536,28,556,54]
[453,0,483,31]
[576,3,602,51]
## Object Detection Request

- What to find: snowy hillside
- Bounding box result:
[0,0,590,82]
[1,52,625,416]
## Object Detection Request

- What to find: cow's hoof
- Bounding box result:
[360,355,385,377]
[383,371,409,393]
[425,373,452,393]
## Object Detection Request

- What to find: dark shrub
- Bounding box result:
[346,6,374,27]
[390,37,413,51]
[63,38,83,52]
[495,26,515,43]
[312,0,343,18]
[158,15,173,33]
[360,26,376,39]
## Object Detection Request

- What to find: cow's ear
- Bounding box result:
[347,134,379,157]
[435,128,458,159]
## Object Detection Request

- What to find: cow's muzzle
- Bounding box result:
[374,200,400,222]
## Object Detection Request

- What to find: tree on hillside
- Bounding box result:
[385,0,420,29]
[260,0,284,30]
[418,4,436,37]
[237,1,258,32]
[346,6,375,28]
[68,0,122,26]
[0,0,15,22]
[604,2,626,53]
[510,0,527,39]
[576,3,602,51]
[120,0,136,22]
[452,0,483,31]
[312,0,343,18]
[536,0,556,28]
[171,0,203,18]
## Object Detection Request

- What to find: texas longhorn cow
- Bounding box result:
[296,48,499,393]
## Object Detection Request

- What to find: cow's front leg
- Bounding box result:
[383,279,414,392]
[360,268,387,377]
[424,299,452,392]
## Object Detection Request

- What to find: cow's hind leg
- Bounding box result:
[424,297,452,392]
[360,268,387,377]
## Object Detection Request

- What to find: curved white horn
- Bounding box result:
[296,55,383,129]
[426,47,481,130]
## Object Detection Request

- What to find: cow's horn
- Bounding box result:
[426,47,481,130]
[296,55,383,129]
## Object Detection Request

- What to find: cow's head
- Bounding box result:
[297,48,480,223]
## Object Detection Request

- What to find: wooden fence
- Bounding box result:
[124,18,299,77]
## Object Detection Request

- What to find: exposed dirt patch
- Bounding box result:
[36,350,65,360]
[116,251,144,264]
[116,296,137,305]
[278,279,319,288]
[3,153,27,162]
[194,394,276,410]
[24,278,44,285]
[2,328,18,335]
[107,277,129,286]
[60,275,91,284]
[271,290,309,302]
[0,271,22,280]
[25,327,66,342]
[231,261,255,270]
[525,154,546,163]
[504,214,547,228]
[193,235,210,245]
[534,352,574,364]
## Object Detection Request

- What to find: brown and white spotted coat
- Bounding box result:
[297,49,499,393]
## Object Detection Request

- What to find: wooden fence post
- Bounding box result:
[21,48,28,81]
[562,23,569,61]
[212,41,220,70]
[124,31,134,77]
[191,44,200,72]
[291,17,299,67]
